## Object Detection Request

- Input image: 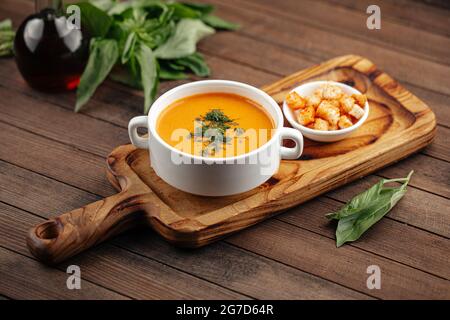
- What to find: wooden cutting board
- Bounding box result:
[27,55,436,265]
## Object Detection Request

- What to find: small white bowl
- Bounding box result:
[282,81,369,142]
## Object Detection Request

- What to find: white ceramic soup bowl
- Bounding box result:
[283,81,369,142]
[128,80,304,196]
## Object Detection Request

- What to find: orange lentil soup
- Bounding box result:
[157,93,275,157]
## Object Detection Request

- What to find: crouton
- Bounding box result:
[348,104,365,119]
[352,94,367,107]
[316,100,340,126]
[338,115,354,129]
[313,118,329,131]
[322,84,343,100]
[339,96,355,114]
[297,105,315,126]
[286,91,306,110]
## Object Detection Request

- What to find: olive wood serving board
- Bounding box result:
[27,55,436,264]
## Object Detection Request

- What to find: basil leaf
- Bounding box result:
[110,66,143,89]
[167,62,186,71]
[108,2,133,16]
[77,2,113,37]
[327,171,413,247]
[108,0,166,17]
[174,52,210,76]
[88,0,117,11]
[326,180,385,220]
[202,14,240,30]
[182,2,214,15]
[159,67,188,80]
[75,38,119,112]
[121,31,137,63]
[138,20,175,49]
[168,3,203,19]
[136,43,159,113]
[154,18,214,59]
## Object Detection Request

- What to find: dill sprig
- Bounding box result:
[191,109,244,156]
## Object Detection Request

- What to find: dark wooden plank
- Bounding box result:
[0,247,127,300]
[0,58,158,128]
[2,0,450,97]
[0,87,130,158]
[0,5,445,228]
[0,161,371,299]
[0,122,115,197]
[1,160,449,298]
[116,232,371,300]
[0,161,100,214]
[400,82,450,129]
[421,0,450,10]
[200,0,450,96]
[0,202,248,300]
[422,126,450,162]
[323,0,450,37]
[243,0,450,65]
[227,220,450,299]
[378,153,450,199]
[278,197,450,279]
[0,0,446,300]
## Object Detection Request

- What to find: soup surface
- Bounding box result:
[157,93,275,157]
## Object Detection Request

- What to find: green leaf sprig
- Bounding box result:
[75,0,239,113]
[0,19,15,57]
[326,171,413,247]
[191,109,244,157]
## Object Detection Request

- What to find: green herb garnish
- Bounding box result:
[203,108,234,123]
[326,171,413,247]
[191,109,243,156]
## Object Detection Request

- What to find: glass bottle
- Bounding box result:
[14,0,89,92]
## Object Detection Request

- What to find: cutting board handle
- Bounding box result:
[26,191,148,265]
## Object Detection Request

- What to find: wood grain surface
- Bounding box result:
[0,0,449,300]
[26,55,437,267]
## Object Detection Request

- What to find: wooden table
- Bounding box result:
[0,0,449,300]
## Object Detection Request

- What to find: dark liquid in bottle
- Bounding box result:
[14,8,89,92]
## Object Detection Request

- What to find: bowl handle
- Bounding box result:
[128,116,149,149]
[279,127,304,160]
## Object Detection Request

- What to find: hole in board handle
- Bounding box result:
[35,220,62,240]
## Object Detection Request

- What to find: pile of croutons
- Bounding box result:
[286,83,367,131]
